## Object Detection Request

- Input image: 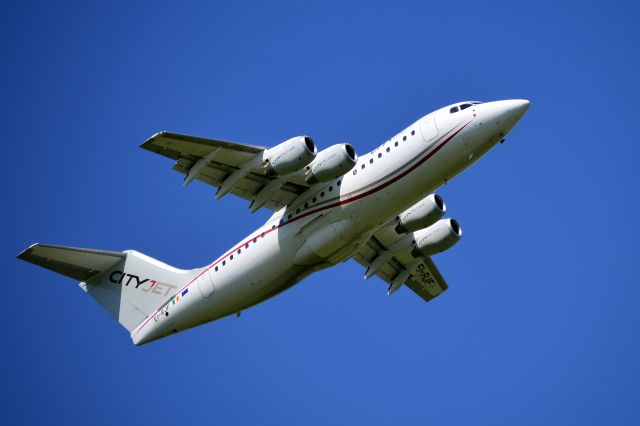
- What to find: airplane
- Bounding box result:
[17,99,529,345]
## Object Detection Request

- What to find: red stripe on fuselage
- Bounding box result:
[134,120,471,336]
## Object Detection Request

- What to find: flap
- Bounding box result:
[352,227,448,302]
[141,131,312,212]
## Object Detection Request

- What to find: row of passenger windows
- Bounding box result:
[213,126,422,272]
[283,126,415,220]
[353,129,415,174]
[285,179,342,220]
[213,228,272,271]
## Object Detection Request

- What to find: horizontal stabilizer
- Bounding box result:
[17,244,124,282]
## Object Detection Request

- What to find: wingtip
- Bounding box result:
[150,130,167,139]
[16,243,39,259]
[140,131,167,148]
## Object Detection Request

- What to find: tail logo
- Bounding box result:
[109,271,177,296]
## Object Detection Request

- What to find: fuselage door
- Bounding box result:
[419,113,439,147]
[197,270,216,301]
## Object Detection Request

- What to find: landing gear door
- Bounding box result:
[197,270,216,302]
[419,113,439,147]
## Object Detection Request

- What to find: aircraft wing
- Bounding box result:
[141,132,312,212]
[352,226,449,302]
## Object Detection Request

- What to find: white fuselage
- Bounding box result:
[132,100,529,345]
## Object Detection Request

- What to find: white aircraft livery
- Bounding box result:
[18,100,529,345]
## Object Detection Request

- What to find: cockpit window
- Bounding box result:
[451,102,483,113]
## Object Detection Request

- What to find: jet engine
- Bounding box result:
[411,218,462,257]
[304,143,358,184]
[395,193,446,233]
[263,136,317,176]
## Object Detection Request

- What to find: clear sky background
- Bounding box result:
[2,1,639,425]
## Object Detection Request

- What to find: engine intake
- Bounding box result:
[395,194,446,233]
[263,136,317,176]
[411,218,462,257]
[304,143,357,184]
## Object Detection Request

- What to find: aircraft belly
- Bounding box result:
[293,218,357,265]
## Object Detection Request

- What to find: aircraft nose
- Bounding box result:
[487,99,530,135]
[505,99,530,119]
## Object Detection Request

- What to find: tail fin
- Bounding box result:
[17,243,197,335]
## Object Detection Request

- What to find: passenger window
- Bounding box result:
[272,225,276,230]
[329,185,333,191]
[237,249,241,254]
[411,130,415,135]
[386,147,390,153]
[337,180,341,186]
[261,232,265,237]
[370,158,374,164]
[450,106,459,113]
[378,153,382,158]
[223,260,226,266]
[361,164,365,169]
[321,191,325,197]
[403,136,407,141]
[353,170,357,175]
[394,141,398,147]
[230,255,233,260]
[245,243,249,249]
[312,197,317,202]
[215,266,218,272]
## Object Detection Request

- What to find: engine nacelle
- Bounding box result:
[395,194,446,234]
[304,143,357,184]
[411,218,462,257]
[263,136,317,176]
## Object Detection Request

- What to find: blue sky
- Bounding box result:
[2,1,639,425]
